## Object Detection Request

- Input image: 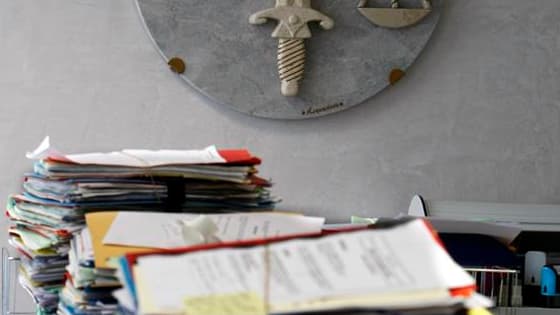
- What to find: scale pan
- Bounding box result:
[358,8,431,28]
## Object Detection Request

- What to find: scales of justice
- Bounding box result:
[135,0,441,118]
[250,0,433,96]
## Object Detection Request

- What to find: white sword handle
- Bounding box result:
[278,39,306,97]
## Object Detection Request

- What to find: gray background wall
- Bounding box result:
[0,0,559,311]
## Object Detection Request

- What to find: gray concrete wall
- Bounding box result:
[0,0,559,311]
[2,0,560,226]
[2,0,560,224]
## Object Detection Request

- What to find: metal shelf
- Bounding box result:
[494,307,560,315]
[1,248,34,315]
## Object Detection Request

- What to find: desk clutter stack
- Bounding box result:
[4,138,494,315]
[6,137,277,314]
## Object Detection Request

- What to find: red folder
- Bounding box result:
[123,218,475,298]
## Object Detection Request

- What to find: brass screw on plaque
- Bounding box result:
[168,57,186,74]
[389,68,405,85]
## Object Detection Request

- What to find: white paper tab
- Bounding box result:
[26,137,227,166]
[26,136,65,160]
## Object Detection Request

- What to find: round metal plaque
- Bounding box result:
[136,0,442,119]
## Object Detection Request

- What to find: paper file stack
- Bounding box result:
[59,211,325,315]
[24,137,276,212]
[57,228,120,315]
[7,194,83,314]
[113,218,493,315]
[6,137,277,314]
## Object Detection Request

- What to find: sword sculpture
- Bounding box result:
[250,0,334,96]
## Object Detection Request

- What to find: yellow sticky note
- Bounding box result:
[468,308,493,315]
[184,292,266,315]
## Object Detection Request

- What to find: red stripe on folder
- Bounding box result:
[64,272,72,284]
[421,219,447,249]
[218,149,261,165]
[45,156,73,163]
[449,285,476,297]
[421,220,476,298]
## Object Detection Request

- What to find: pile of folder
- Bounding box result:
[61,211,325,315]
[24,137,276,211]
[58,228,121,315]
[7,194,83,314]
[109,218,493,315]
[6,137,278,314]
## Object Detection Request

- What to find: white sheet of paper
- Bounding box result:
[103,212,325,249]
[134,219,476,314]
[65,146,225,167]
[26,137,227,166]
[136,247,266,314]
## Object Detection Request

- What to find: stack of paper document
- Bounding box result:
[8,194,83,314]
[57,228,121,315]
[60,211,325,314]
[23,137,277,211]
[114,218,493,315]
[6,137,279,314]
